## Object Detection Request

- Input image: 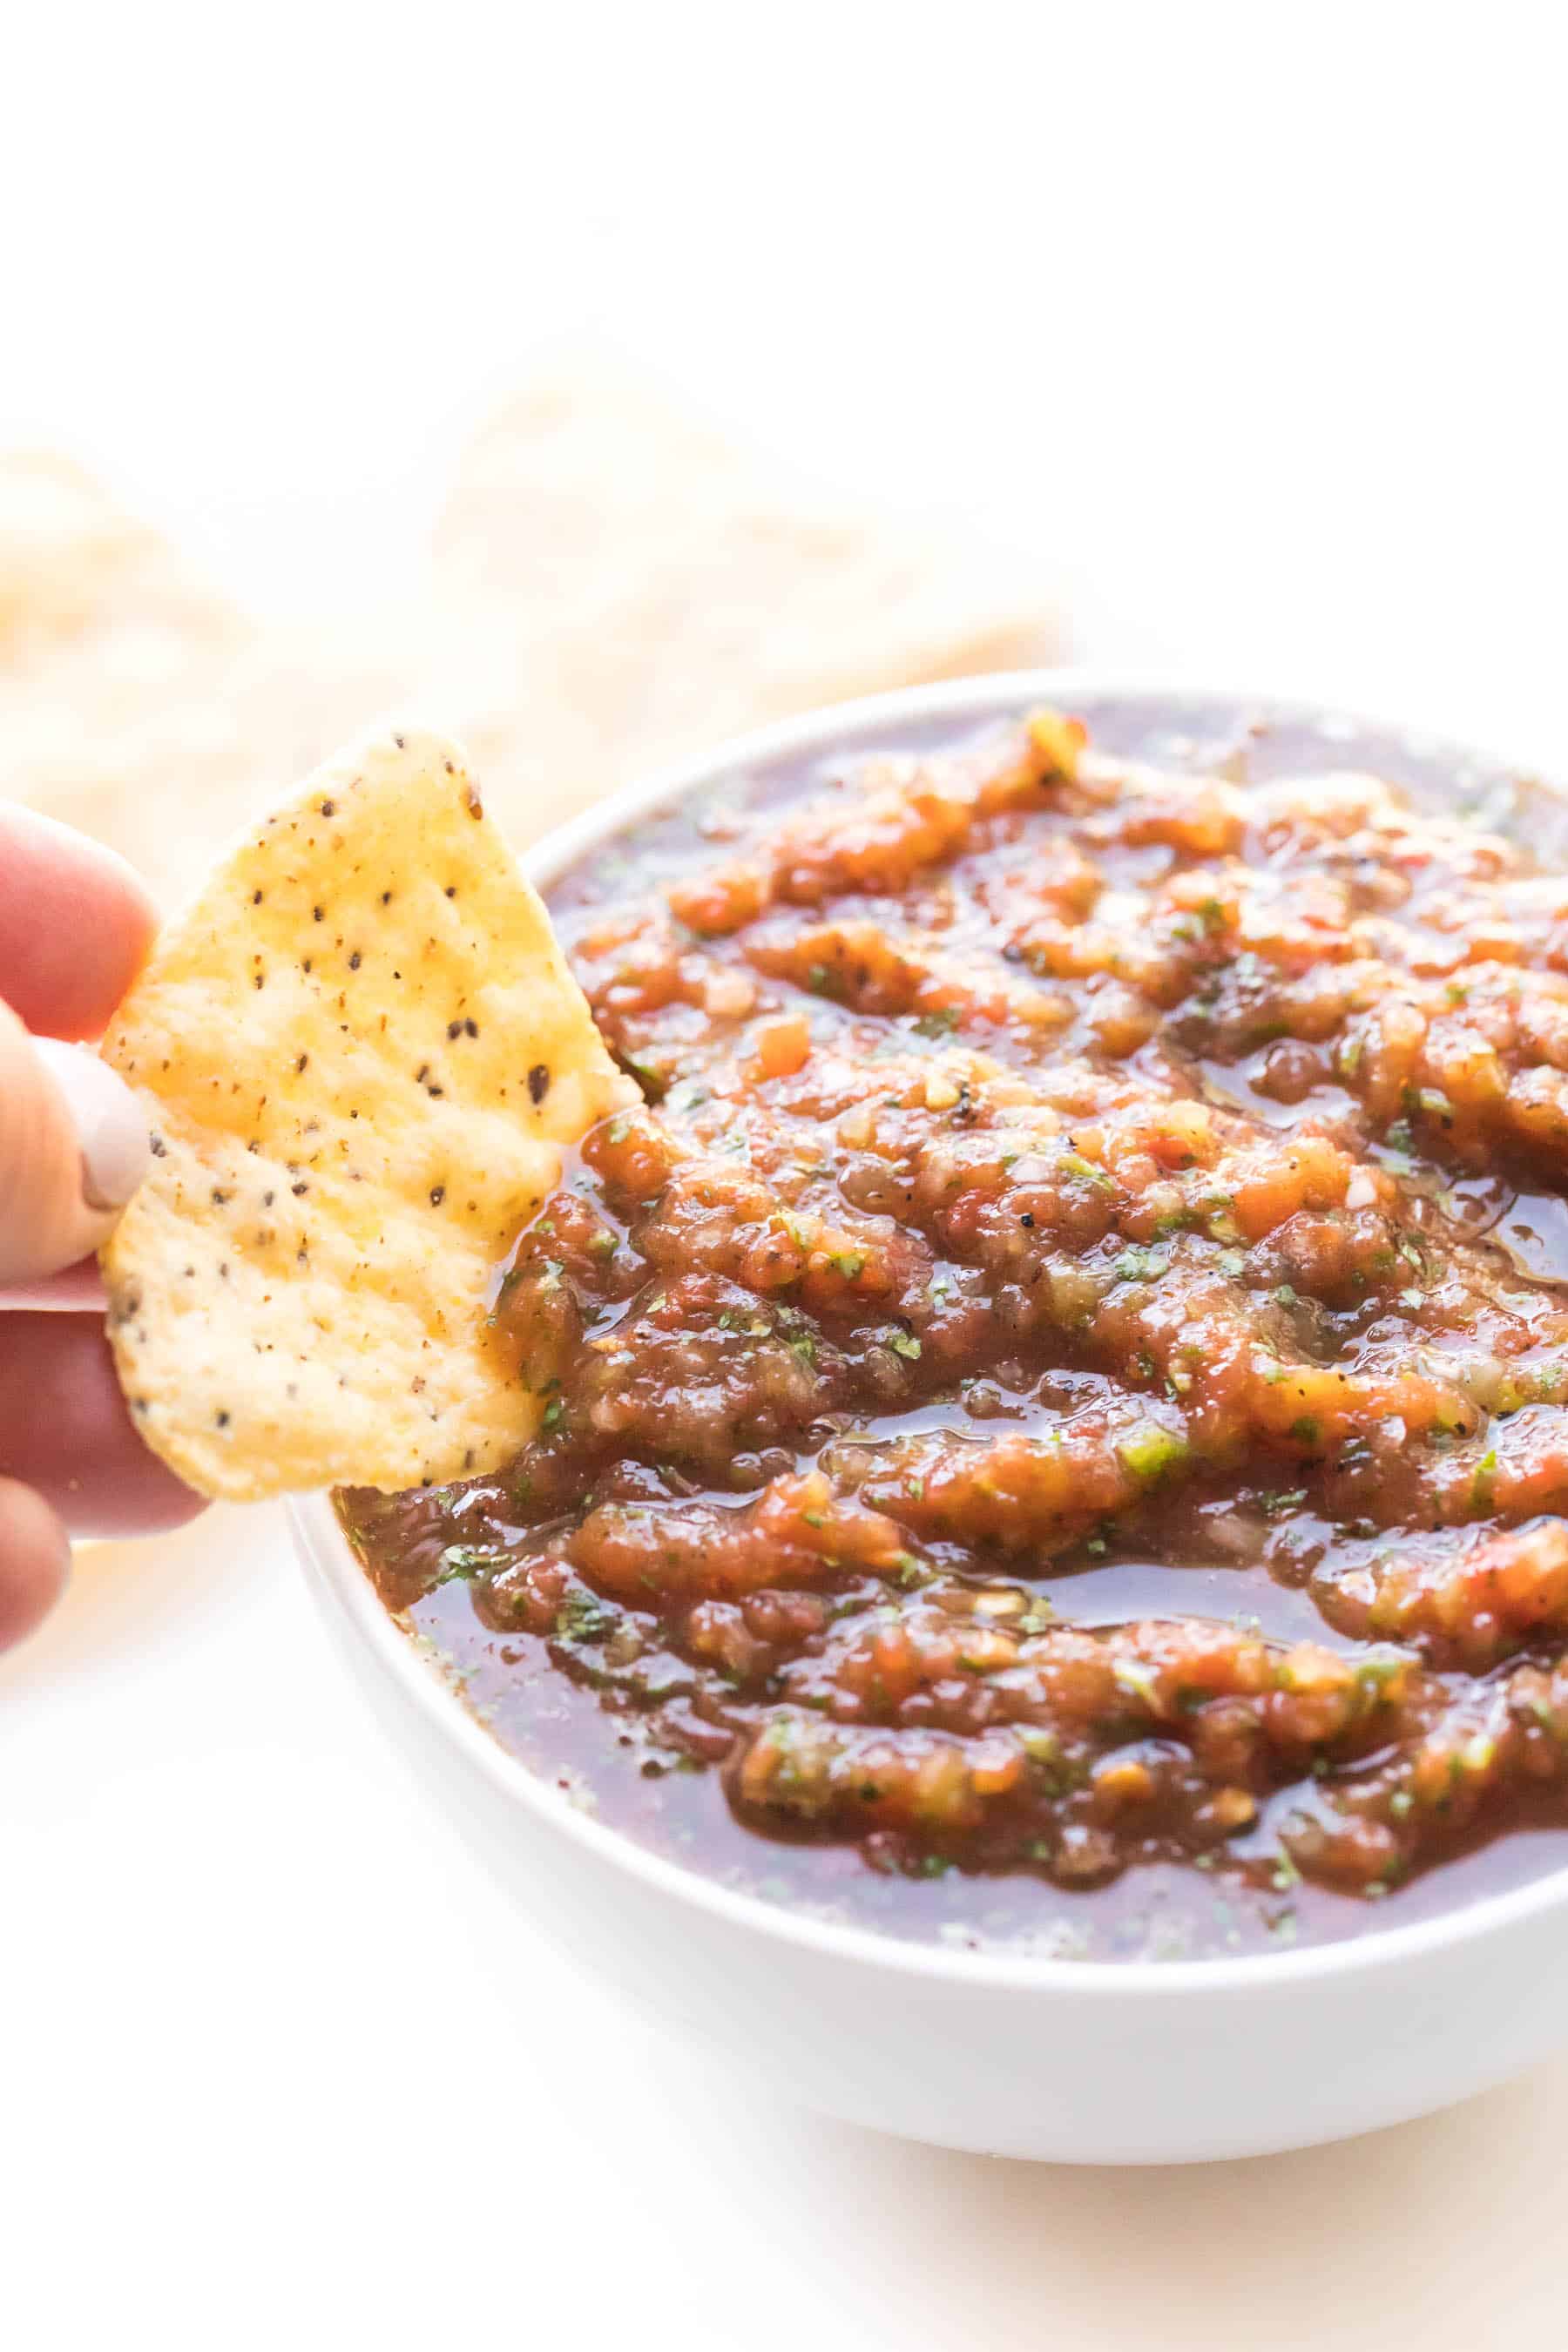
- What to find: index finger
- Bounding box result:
[0,801,159,1038]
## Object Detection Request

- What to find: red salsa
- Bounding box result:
[340,693,1568,1960]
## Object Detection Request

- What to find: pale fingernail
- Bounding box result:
[30,1038,152,1213]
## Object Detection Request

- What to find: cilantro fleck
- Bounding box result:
[554,1591,616,1644]
[1059,1152,1114,1193]
[1112,1246,1171,1284]
[434,1544,500,1586]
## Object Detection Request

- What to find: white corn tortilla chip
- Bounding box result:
[419,357,1068,846]
[4,378,1064,898]
[98,724,634,1501]
[0,451,409,908]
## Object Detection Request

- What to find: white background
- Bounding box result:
[4,9,1568,2348]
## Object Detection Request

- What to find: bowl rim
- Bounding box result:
[298,666,1568,1997]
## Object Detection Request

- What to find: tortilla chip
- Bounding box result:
[419,358,1068,848]
[4,377,1064,896]
[0,452,409,908]
[98,724,634,1501]
[0,450,233,648]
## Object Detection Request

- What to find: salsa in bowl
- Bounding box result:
[299,674,1568,2158]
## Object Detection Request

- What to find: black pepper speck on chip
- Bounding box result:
[528,1064,551,1104]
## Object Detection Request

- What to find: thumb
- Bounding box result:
[0,1001,151,1284]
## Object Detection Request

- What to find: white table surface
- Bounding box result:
[7,14,1568,2346]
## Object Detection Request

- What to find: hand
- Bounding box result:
[0,803,205,1651]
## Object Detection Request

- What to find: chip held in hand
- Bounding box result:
[98,723,635,1500]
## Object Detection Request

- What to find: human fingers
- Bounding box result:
[0,1004,151,1283]
[0,1311,204,1538]
[0,1476,71,1652]
[0,1254,106,1311]
[0,801,158,1039]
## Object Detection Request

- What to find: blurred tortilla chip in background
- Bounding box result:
[1,362,1067,901]
[0,452,406,908]
[422,362,1068,841]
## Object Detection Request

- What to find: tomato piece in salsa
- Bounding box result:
[341,695,1568,1960]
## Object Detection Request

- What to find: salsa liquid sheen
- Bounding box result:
[341,693,1568,1961]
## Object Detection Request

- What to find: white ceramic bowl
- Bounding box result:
[291,672,1568,2163]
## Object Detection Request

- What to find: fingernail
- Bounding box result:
[31,1038,152,1213]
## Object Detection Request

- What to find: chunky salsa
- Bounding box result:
[341,693,1568,1959]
